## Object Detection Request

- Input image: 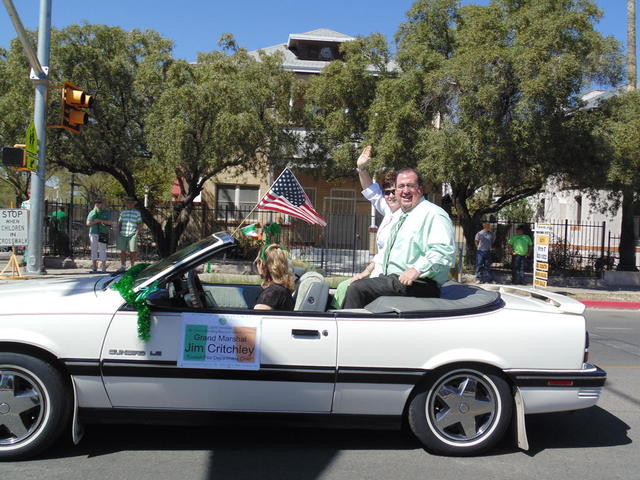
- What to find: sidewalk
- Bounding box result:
[462,272,640,310]
[2,253,639,309]
[539,286,640,309]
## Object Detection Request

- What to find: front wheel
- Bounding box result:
[408,366,512,456]
[0,353,71,460]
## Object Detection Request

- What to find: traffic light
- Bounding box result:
[1,146,26,168]
[0,145,36,171]
[49,81,94,134]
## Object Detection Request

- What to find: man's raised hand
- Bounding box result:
[356,145,372,169]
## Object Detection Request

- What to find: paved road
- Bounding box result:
[2,309,637,480]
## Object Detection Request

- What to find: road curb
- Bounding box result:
[579,299,640,310]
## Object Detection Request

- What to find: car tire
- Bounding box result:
[408,365,512,456]
[0,353,71,460]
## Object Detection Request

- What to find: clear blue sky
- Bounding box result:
[1,0,636,77]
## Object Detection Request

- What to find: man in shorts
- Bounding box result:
[86,199,111,273]
[116,196,143,272]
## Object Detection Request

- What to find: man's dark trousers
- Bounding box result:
[342,274,440,309]
[511,254,526,284]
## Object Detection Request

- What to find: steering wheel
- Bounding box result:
[186,269,205,308]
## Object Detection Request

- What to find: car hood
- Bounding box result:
[0,275,124,314]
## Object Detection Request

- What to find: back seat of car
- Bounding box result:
[352,281,503,317]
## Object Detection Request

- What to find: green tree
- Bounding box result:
[0,38,34,204]
[367,0,622,253]
[594,91,640,271]
[44,24,175,241]
[145,38,297,255]
[300,34,394,176]
[3,25,297,256]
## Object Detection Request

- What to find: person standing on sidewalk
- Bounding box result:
[116,197,143,272]
[86,199,111,273]
[475,221,494,283]
[49,206,70,257]
[507,225,533,285]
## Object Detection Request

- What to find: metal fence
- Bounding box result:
[39,201,637,277]
[40,200,375,275]
[455,219,638,276]
[605,234,639,271]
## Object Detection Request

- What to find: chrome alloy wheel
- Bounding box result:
[426,371,498,444]
[0,368,45,447]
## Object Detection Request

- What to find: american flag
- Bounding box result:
[258,168,327,226]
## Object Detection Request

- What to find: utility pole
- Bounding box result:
[628,0,637,91]
[3,0,52,274]
[69,173,75,257]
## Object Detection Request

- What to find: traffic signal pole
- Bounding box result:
[3,0,52,274]
[27,0,52,275]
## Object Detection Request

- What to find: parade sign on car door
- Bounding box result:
[533,223,551,288]
[178,313,261,370]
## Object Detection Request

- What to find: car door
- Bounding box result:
[100,306,337,413]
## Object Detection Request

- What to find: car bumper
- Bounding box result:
[506,364,606,414]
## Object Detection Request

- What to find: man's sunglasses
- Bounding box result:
[384,189,396,196]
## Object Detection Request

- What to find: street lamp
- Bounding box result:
[143,185,149,208]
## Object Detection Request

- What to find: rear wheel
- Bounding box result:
[408,366,512,456]
[0,353,71,460]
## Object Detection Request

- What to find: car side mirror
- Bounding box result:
[145,289,173,308]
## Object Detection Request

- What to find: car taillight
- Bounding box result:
[584,331,590,363]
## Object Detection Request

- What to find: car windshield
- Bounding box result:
[133,236,221,287]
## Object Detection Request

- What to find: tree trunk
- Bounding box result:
[616,188,638,271]
[452,191,483,258]
[141,202,197,258]
[628,0,637,91]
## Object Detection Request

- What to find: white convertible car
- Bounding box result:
[0,232,605,459]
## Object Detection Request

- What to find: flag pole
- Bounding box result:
[231,203,261,237]
[231,168,290,237]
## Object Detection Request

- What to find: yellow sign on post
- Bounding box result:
[25,122,38,172]
[535,235,549,245]
[533,223,551,289]
[26,122,38,156]
[25,155,38,171]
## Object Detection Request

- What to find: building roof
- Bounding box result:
[248,28,395,75]
[581,86,627,110]
[287,28,355,48]
[249,42,332,74]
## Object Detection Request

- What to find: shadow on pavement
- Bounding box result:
[39,424,420,479]
[524,406,631,456]
[30,406,629,475]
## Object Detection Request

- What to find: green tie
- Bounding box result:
[382,212,408,275]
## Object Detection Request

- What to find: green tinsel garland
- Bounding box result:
[110,263,158,341]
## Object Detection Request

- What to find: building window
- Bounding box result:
[216,185,259,220]
[575,196,582,224]
[329,189,356,215]
[537,198,546,221]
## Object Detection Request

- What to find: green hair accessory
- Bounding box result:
[261,243,276,263]
[260,243,288,263]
